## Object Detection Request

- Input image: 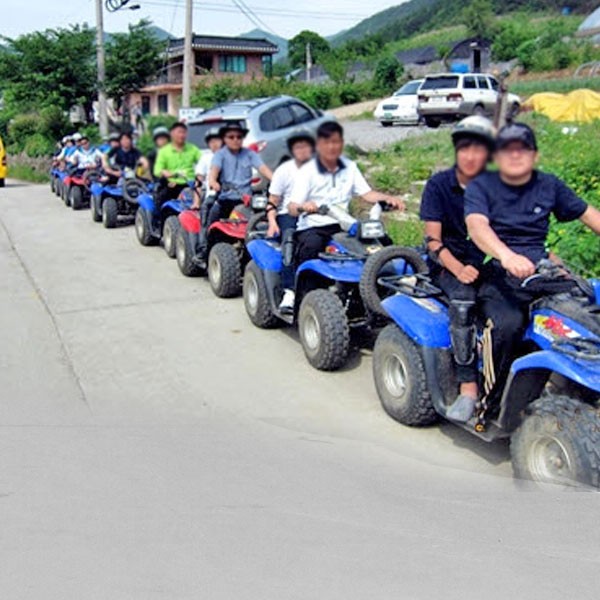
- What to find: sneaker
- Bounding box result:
[446,395,477,423]
[279,289,295,312]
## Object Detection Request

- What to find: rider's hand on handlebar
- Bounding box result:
[456,264,480,285]
[267,221,280,238]
[501,252,536,279]
[385,197,406,211]
[211,182,221,192]
[302,201,319,214]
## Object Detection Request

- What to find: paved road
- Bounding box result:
[342,119,432,151]
[1,181,598,600]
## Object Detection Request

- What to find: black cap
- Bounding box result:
[496,123,537,151]
[219,121,249,138]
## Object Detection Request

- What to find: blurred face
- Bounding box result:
[120,135,132,151]
[495,142,537,180]
[223,130,244,152]
[291,140,314,165]
[81,139,90,150]
[155,135,170,149]
[316,133,344,164]
[208,137,223,153]
[456,142,489,179]
[171,126,187,146]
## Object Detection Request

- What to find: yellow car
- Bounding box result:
[0,134,6,187]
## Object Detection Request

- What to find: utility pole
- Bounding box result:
[95,0,109,137]
[306,42,312,83]
[182,0,194,108]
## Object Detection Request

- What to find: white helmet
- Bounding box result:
[72,132,83,142]
[452,116,496,151]
[62,135,72,144]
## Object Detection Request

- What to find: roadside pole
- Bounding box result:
[95,0,109,138]
[182,0,194,108]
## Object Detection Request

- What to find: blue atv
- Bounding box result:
[243,203,419,371]
[134,181,195,259]
[371,259,600,488]
[90,169,149,229]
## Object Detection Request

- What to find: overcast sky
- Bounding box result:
[1,0,406,40]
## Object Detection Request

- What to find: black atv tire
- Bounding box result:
[63,185,71,207]
[102,196,118,229]
[70,185,83,210]
[360,246,429,316]
[91,194,102,222]
[208,243,242,298]
[175,229,201,277]
[373,324,438,426]
[50,176,56,194]
[0,178,5,188]
[243,260,279,329]
[135,208,155,246]
[163,215,180,258]
[298,289,350,371]
[245,211,268,244]
[55,180,62,198]
[511,395,600,488]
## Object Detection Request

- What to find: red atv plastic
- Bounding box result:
[176,194,265,298]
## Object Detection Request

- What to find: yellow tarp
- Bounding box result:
[523,89,600,123]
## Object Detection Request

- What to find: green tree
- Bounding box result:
[373,55,404,95]
[105,20,164,106]
[0,25,96,115]
[288,30,331,69]
[462,0,497,39]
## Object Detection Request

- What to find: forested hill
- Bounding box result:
[332,0,598,45]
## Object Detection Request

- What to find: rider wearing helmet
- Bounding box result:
[420,115,496,421]
[464,122,600,421]
[267,131,316,311]
[191,127,223,208]
[70,134,103,171]
[144,126,171,180]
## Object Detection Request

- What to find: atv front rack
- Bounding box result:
[552,337,600,361]
[377,274,443,299]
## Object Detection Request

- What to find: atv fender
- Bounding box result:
[247,239,282,272]
[163,198,189,214]
[179,210,201,234]
[297,258,364,284]
[209,220,247,241]
[137,193,157,213]
[90,182,104,197]
[592,279,600,304]
[381,294,451,348]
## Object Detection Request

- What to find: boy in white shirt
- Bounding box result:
[284,121,405,310]
[192,128,222,209]
[265,132,315,311]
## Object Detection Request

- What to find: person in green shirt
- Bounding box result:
[153,121,201,207]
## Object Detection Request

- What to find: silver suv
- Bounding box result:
[187,96,333,169]
[417,73,521,128]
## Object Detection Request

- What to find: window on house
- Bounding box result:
[141,96,151,115]
[262,55,273,77]
[158,94,169,114]
[196,53,213,73]
[219,55,247,74]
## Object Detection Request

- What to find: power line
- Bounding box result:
[141,0,369,21]
[232,0,277,35]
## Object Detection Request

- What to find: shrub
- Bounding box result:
[338,84,362,106]
[8,114,39,151]
[373,56,403,96]
[295,86,333,110]
[146,114,177,132]
[38,106,71,141]
[23,133,55,157]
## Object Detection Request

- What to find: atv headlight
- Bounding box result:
[359,220,386,240]
[251,195,268,211]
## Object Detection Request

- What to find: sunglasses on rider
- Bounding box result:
[225,134,243,140]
